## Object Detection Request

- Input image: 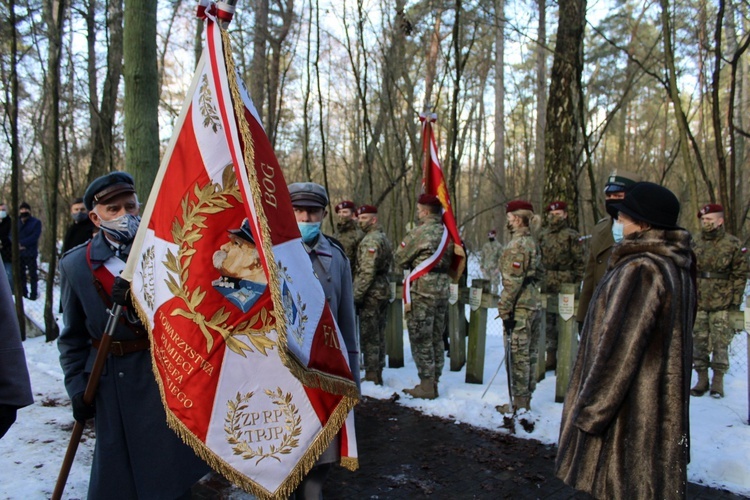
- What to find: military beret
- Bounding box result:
[417,193,442,207]
[546,201,567,212]
[83,172,136,211]
[506,200,534,213]
[356,204,377,216]
[228,218,255,244]
[488,229,497,237]
[698,203,723,218]
[288,182,329,208]
[604,169,642,194]
[335,200,356,212]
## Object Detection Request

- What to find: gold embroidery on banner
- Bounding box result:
[163,164,276,356]
[225,389,302,464]
[278,261,308,346]
[199,73,222,133]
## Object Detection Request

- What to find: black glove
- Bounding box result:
[111,276,132,307]
[72,392,96,423]
[502,318,516,332]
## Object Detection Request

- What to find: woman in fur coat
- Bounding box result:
[555,182,696,500]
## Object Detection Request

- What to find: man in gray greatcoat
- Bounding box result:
[58,172,208,499]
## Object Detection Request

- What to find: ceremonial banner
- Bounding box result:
[403,113,466,308]
[123,5,358,498]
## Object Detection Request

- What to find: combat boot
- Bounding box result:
[364,371,379,384]
[545,349,557,371]
[403,378,437,399]
[710,371,724,399]
[515,396,531,412]
[690,370,709,397]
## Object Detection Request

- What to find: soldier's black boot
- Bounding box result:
[710,371,724,398]
[690,369,709,397]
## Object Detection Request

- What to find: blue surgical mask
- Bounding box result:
[612,220,624,243]
[298,222,322,244]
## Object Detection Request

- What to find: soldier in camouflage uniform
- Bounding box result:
[395,194,453,399]
[538,201,583,370]
[353,204,393,385]
[496,200,544,413]
[690,203,750,398]
[334,200,364,276]
[480,229,503,294]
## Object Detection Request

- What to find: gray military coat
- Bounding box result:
[58,232,208,499]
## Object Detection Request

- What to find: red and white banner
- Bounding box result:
[123,6,357,498]
[403,114,466,307]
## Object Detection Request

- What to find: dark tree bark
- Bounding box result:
[543,0,586,227]
[123,0,160,196]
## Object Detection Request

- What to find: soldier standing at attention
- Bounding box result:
[576,170,642,325]
[58,172,209,499]
[690,204,749,398]
[496,200,544,413]
[395,194,453,399]
[353,204,393,385]
[333,200,364,276]
[538,201,583,370]
[480,229,503,295]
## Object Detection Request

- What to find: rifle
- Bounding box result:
[52,304,123,500]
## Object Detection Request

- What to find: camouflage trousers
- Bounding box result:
[693,309,734,373]
[406,294,448,381]
[545,312,558,350]
[509,308,542,399]
[359,293,389,372]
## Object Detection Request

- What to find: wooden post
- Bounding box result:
[386,273,404,368]
[555,283,578,402]
[537,295,548,382]
[465,279,489,384]
[448,284,466,371]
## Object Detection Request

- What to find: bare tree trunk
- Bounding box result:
[423,8,442,112]
[533,0,545,206]
[711,0,731,230]
[124,0,160,195]
[543,0,586,227]
[265,0,294,147]
[42,0,66,341]
[88,0,123,183]
[6,0,26,339]
[250,0,269,124]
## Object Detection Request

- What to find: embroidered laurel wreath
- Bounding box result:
[163,165,276,356]
[225,389,302,464]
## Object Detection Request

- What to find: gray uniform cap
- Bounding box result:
[288,182,329,208]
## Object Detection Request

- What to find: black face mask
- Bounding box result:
[605,199,620,219]
[20,212,30,219]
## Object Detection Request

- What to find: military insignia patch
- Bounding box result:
[367,248,376,253]
[512,262,521,269]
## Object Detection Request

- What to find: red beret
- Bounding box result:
[546,201,567,212]
[418,193,442,207]
[506,200,534,213]
[488,229,497,237]
[698,203,723,218]
[356,204,378,215]
[335,200,356,212]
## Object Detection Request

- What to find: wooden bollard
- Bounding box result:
[555,283,578,402]
[465,279,489,384]
[448,284,466,371]
[386,273,404,368]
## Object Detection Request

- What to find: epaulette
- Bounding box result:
[61,239,92,259]
[325,234,347,257]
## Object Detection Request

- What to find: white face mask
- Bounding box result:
[0,211,6,219]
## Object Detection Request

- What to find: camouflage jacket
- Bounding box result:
[334,219,364,274]
[480,240,504,281]
[353,223,393,303]
[692,225,749,311]
[538,220,584,293]
[394,213,453,299]
[497,226,544,319]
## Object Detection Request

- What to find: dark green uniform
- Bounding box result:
[353,223,393,374]
[334,219,364,276]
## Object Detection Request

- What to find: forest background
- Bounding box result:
[1,0,749,337]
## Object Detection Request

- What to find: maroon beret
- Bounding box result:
[546,201,567,212]
[506,200,534,213]
[356,204,378,216]
[488,229,497,237]
[417,193,442,207]
[335,200,356,212]
[698,203,723,218]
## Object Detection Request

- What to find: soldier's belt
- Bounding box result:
[700,272,729,280]
[91,337,151,356]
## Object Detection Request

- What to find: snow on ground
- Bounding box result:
[2,262,749,498]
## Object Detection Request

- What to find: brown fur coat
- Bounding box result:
[556,229,696,500]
